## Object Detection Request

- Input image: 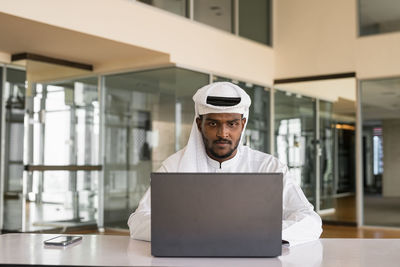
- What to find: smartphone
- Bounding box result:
[44,235,82,246]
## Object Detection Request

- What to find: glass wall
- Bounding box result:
[319,100,356,213]
[239,0,272,46]
[274,90,316,205]
[23,76,100,231]
[136,0,272,46]
[2,68,26,231]
[193,0,233,33]
[361,77,400,227]
[213,76,270,153]
[275,78,357,223]
[319,100,334,210]
[359,0,400,36]
[138,0,188,17]
[103,67,209,228]
[0,63,362,231]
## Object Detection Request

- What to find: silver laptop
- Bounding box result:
[151,172,283,257]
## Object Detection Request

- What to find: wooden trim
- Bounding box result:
[323,220,357,227]
[24,165,102,172]
[274,72,356,84]
[11,53,93,71]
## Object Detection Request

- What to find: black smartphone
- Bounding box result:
[43,235,82,246]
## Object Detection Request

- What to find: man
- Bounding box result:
[128,82,322,246]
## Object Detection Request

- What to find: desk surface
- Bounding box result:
[1,234,400,266]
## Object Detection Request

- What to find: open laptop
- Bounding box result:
[151,172,283,257]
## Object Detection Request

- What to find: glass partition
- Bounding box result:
[103,67,209,228]
[2,67,26,231]
[136,0,273,45]
[213,76,270,153]
[319,100,334,210]
[275,78,356,223]
[239,0,272,46]
[138,0,188,17]
[194,0,233,33]
[359,0,400,36]
[274,90,316,206]
[361,77,400,227]
[23,76,100,231]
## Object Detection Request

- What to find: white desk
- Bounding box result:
[1,234,400,266]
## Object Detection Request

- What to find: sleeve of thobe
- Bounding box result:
[127,165,167,241]
[281,169,323,246]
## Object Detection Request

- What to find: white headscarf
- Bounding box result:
[177,82,251,172]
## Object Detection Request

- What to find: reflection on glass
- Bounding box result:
[138,0,188,17]
[23,170,98,232]
[239,0,272,45]
[194,0,233,32]
[23,77,99,231]
[319,100,334,210]
[359,0,400,36]
[275,90,316,206]
[275,78,356,222]
[213,76,270,153]
[361,77,400,227]
[2,68,26,231]
[103,67,209,228]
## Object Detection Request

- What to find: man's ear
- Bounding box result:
[241,118,247,129]
[196,117,202,131]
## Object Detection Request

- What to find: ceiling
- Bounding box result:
[0,12,170,77]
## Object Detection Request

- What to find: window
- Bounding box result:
[359,0,400,36]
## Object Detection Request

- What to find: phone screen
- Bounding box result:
[44,235,82,246]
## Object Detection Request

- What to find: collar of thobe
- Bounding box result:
[206,147,242,170]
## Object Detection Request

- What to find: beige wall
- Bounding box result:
[0,0,274,86]
[274,0,357,79]
[0,51,10,64]
[357,32,400,79]
[3,0,400,86]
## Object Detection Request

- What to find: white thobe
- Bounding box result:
[127,145,322,246]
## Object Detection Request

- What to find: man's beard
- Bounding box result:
[201,134,240,160]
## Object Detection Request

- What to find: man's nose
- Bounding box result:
[216,124,229,138]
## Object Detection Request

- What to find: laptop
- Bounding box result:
[151,172,283,257]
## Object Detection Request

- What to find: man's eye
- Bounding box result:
[209,122,217,126]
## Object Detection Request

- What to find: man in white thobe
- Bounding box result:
[128,82,322,246]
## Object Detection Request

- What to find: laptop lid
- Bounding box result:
[151,172,283,257]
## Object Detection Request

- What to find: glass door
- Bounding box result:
[274,90,317,206]
[361,77,400,227]
[212,76,271,153]
[274,77,356,223]
[23,77,100,231]
[102,67,209,228]
[1,67,26,231]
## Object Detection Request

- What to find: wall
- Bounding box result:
[274,0,357,79]
[0,52,10,64]
[357,32,400,79]
[0,0,274,86]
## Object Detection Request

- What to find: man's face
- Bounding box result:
[196,113,246,162]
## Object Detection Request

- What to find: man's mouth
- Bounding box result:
[214,140,231,145]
